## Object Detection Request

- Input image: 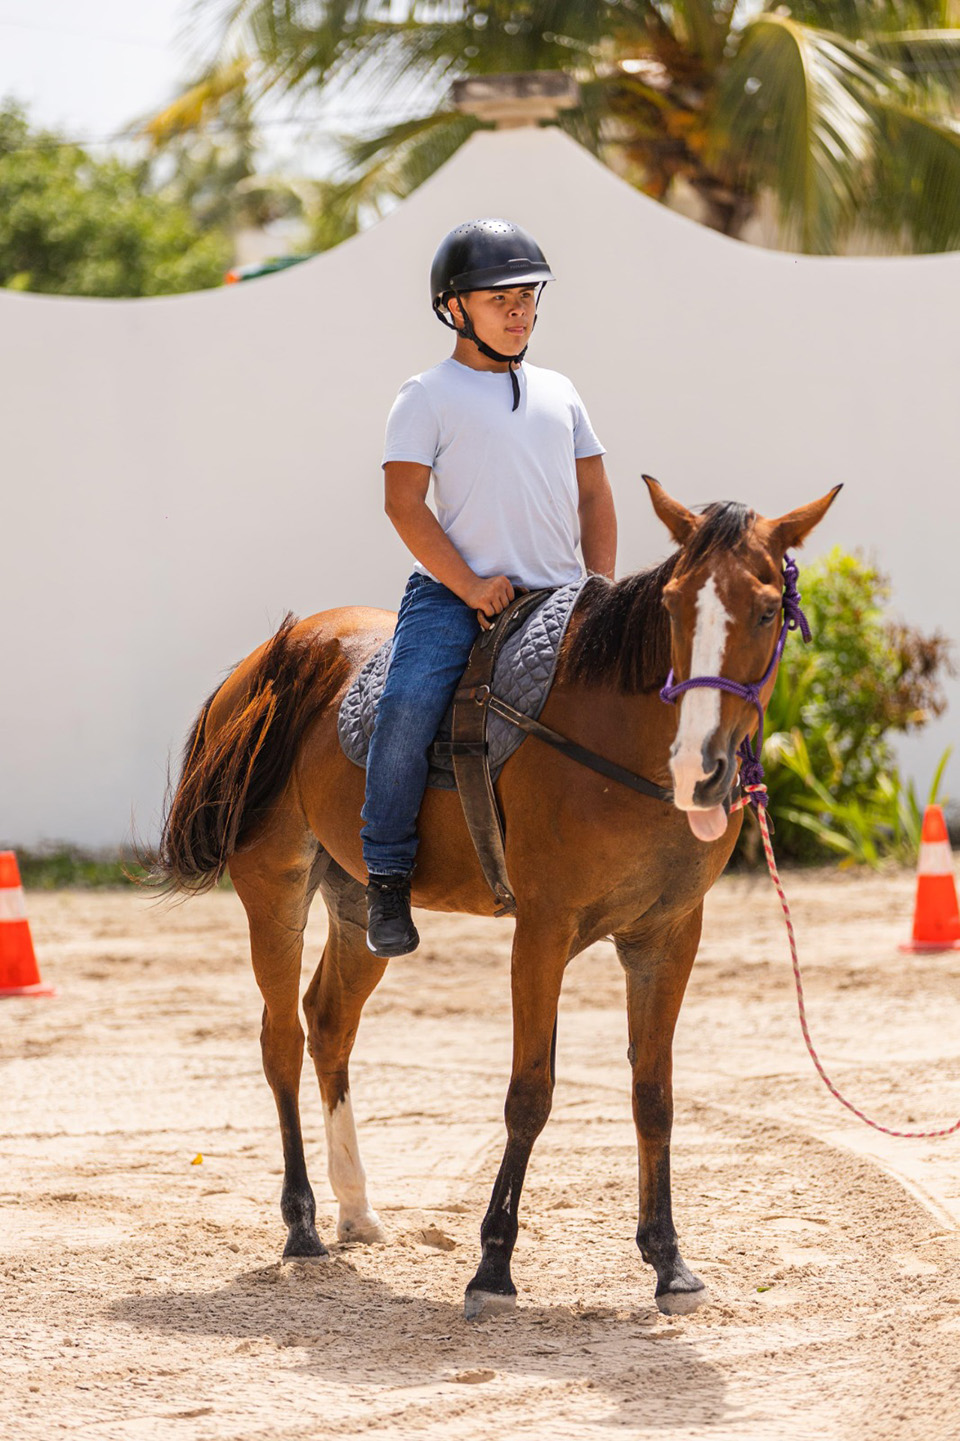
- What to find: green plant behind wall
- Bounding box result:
[740,549,953,866]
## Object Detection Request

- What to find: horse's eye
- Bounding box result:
[758,608,778,627]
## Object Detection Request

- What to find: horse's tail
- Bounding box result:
[148,613,349,895]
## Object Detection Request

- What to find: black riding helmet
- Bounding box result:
[430,218,555,410]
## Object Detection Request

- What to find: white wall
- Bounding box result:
[2,127,957,848]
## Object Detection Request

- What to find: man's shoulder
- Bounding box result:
[523,362,578,393]
[388,360,458,423]
[397,358,455,393]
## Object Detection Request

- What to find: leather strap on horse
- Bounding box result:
[444,589,552,918]
[485,697,746,813]
[485,696,674,804]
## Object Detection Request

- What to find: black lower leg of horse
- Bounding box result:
[470,1014,557,1299]
[273,1079,325,1257]
[466,1086,549,1313]
[259,980,326,1257]
[617,911,706,1313]
[234,851,327,1260]
[633,1105,703,1310]
[466,927,565,1318]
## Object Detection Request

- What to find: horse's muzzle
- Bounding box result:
[691,745,733,810]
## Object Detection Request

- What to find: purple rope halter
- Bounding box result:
[659,554,811,808]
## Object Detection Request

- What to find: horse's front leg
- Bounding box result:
[464,916,567,1320]
[615,906,706,1315]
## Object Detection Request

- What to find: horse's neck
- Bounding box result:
[545,674,676,788]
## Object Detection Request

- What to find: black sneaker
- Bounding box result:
[365,873,420,958]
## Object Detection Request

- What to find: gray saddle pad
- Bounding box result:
[338,579,587,790]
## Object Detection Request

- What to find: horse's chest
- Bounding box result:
[621,827,735,929]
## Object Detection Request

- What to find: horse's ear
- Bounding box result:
[642,475,698,545]
[762,484,843,552]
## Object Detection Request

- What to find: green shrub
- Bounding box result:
[13,846,147,890]
[739,548,953,866]
[11,845,236,892]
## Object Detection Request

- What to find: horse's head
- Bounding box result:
[643,475,841,843]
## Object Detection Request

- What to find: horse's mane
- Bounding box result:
[560,501,755,694]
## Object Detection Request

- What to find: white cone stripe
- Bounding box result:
[0,887,28,921]
[918,840,956,877]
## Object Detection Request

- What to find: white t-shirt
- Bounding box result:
[381,356,605,590]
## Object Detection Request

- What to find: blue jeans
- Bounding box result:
[361,573,481,876]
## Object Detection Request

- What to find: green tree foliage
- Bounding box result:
[0,100,231,297]
[162,1,960,252]
[742,549,954,865]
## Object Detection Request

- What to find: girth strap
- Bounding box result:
[485,695,674,803]
[485,698,743,814]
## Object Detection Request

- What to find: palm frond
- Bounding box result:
[865,100,960,248]
[309,109,482,249]
[337,109,481,177]
[133,56,254,146]
[186,1,645,101]
[783,2,951,38]
[869,28,960,94]
[556,74,613,155]
[671,0,737,66]
[710,15,888,252]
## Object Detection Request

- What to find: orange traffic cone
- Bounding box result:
[0,851,56,997]
[899,806,960,954]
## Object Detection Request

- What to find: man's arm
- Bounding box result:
[384,462,514,623]
[576,455,617,579]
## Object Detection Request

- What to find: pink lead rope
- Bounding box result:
[731,783,960,1140]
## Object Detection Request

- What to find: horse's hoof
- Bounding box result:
[338,1210,387,1245]
[282,1230,328,1260]
[655,1283,707,1316]
[464,1288,517,1321]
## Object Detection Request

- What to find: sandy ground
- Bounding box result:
[3,868,960,1441]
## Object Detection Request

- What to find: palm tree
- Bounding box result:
[141,1,960,254]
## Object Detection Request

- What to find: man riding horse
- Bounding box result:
[151,216,839,1318]
[362,219,618,957]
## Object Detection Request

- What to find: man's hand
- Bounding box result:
[464,574,515,630]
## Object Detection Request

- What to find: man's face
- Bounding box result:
[449,285,537,356]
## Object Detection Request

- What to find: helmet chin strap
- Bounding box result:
[453,286,543,411]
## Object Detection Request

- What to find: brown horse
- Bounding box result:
[153,477,839,1318]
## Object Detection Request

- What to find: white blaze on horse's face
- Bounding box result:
[669,573,731,810]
